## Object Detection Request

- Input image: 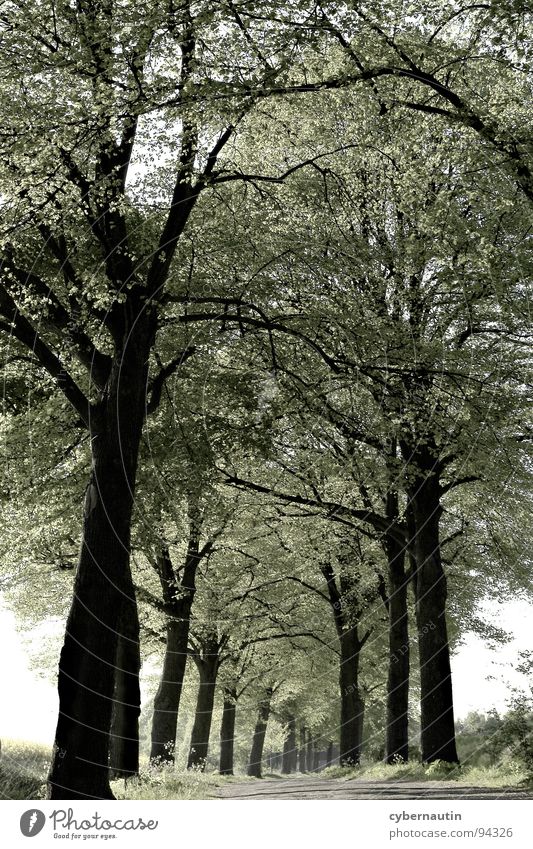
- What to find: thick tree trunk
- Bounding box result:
[150,617,190,763]
[247,689,272,778]
[150,515,202,764]
[385,537,410,764]
[187,655,218,770]
[48,320,152,799]
[326,740,334,767]
[339,629,365,766]
[108,601,141,781]
[281,715,297,774]
[312,743,320,772]
[220,689,237,776]
[412,483,458,763]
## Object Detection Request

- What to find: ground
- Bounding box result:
[215,775,533,800]
[2,740,533,800]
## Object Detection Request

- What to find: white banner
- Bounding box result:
[2,800,533,849]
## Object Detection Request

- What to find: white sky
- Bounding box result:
[0,597,530,747]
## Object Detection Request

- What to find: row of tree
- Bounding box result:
[0,1,531,798]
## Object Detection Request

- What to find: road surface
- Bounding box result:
[216,776,533,800]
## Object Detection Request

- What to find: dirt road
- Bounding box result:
[217,776,533,800]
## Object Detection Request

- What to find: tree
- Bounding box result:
[189,83,531,762]
[247,687,274,778]
[1,0,379,798]
[1,0,531,795]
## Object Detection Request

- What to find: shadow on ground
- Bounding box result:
[216,776,533,800]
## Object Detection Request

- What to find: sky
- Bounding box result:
[0,597,531,747]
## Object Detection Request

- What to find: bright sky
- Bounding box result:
[0,597,531,747]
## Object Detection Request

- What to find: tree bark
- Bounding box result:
[220,689,237,776]
[48,318,152,799]
[150,619,190,764]
[281,714,297,774]
[411,479,459,763]
[385,536,410,763]
[187,651,219,770]
[108,601,141,780]
[306,733,314,773]
[312,742,320,772]
[298,726,307,773]
[339,628,365,766]
[150,512,203,764]
[326,740,334,767]
[247,688,272,778]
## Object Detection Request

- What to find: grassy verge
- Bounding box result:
[112,765,233,800]
[0,739,50,799]
[2,740,530,799]
[321,759,532,788]
[0,742,246,800]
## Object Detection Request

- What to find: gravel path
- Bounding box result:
[217,776,533,800]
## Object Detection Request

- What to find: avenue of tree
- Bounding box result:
[0,1,531,798]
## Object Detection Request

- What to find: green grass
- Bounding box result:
[0,739,50,799]
[2,741,530,799]
[0,742,240,800]
[322,758,532,788]
[112,764,230,800]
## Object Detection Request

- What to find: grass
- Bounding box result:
[0,739,50,799]
[1,741,531,799]
[112,764,230,800]
[321,758,532,788]
[0,742,241,800]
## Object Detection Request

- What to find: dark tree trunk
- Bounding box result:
[281,715,296,774]
[339,628,365,766]
[298,726,307,773]
[220,689,237,776]
[312,743,320,772]
[48,320,152,799]
[247,688,272,778]
[385,536,410,764]
[306,734,314,773]
[411,480,458,763]
[326,740,334,767]
[150,618,190,764]
[187,652,219,770]
[150,514,203,764]
[108,601,141,781]
[321,562,366,767]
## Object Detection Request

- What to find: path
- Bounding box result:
[217,775,533,800]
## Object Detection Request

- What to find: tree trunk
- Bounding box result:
[412,482,459,763]
[247,689,272,778]
[108,601,141,780]
[338,628,364,766]
[312,742,320,772]
[306,734,314,773]
[326,740,334,767]
[150,515,202,764]
[187,655,218,770]
[220,689,237,776]
[48,323,151,799]
[150,617,190,763]
[281,715,296,774]
[298,726,307,773]
[385,536,410,763]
